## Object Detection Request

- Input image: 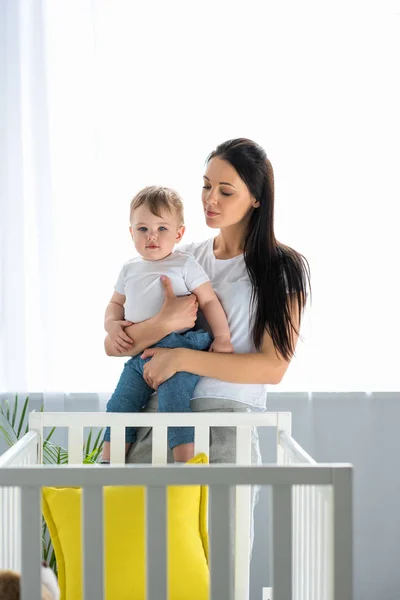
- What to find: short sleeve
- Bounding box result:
[114,264,126,295]
[179,241,195,255]
[183,254,210,292]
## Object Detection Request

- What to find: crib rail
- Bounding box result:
[0,463,353,600]
[29,410,288,465]
[0,431,39,468]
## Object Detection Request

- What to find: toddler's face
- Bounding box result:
[130,205,184,261]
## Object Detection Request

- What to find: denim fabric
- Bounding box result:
[104,329,211,448]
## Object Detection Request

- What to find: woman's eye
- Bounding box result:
[203,184,231,197]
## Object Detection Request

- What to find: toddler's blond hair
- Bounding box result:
[130,186,184,226]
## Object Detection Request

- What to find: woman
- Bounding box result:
[105,137,310,541]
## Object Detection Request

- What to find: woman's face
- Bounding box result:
[201,157,258,229]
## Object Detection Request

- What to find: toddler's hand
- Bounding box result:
[105,320,134,353]
[209,337,234,353]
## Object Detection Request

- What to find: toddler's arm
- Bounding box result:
[193,282,234,353]
[104,291,134,354]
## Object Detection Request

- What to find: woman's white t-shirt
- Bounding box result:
[181,237,267,411]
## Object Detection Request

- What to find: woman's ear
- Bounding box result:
[252,199,260,208]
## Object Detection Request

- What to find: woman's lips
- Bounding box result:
[205,210,220,217]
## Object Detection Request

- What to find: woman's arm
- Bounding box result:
[175,332,291,384]
[105,276,199,357]
[141,298,301,388]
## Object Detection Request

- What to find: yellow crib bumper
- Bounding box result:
[42,453,209,600]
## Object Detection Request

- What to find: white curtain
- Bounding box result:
[1,0,399,394]
[0,0,57,391]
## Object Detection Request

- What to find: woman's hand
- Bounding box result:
[105,320,134,353]
[141,347,183,389]
[158,276,198,333]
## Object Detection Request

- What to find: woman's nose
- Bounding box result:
[205,192,218,206]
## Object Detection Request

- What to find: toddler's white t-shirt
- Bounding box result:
[114,250,209,325]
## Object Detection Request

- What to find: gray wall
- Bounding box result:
[1,391,400,600]
[251,391,400,600]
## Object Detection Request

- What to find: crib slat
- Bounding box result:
[322,494,328,600]
[15,488,21,571]
[82,486,104,600]
[146,486,167,600]
[20,487,42,600]
[152,426,168,464]
[0,489,6,568]
[292,485,298,600]
[325,487,334,600]
[110,426,126,464]
[316,488,322,600]
[10,488,15,569]
[68,426,84,464]
[300,486,305,599]
[272,484,292,600]
[305,486,310,600]
[277,413,292,465]
[210,485,233,600]
[311,487,317,600]
[333,470,352,600]
[29,412,44,463]
[194,425,210,457]
[235,426,252,600]
[316,488,323,600]
[236,425,252,464]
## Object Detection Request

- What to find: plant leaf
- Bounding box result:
[49,550,58,577]
[2,398,11,422]
[16,396,29,438]
[0,424,16,448]
[85,429,92,456]
[91,429,104,455]
[45,426,56,443]
[11,394,18,429]
[43,441,68,464]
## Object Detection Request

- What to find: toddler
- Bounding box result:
[102,186,233,463]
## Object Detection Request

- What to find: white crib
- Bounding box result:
[0,411,353,600]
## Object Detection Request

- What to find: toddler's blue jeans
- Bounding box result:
[104,330,212,449]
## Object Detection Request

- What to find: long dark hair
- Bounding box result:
[207,138,310,360]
